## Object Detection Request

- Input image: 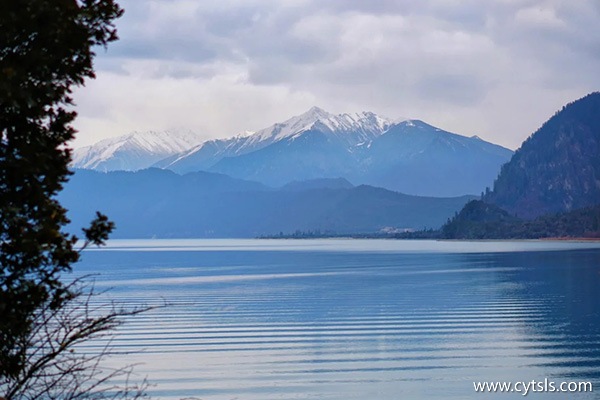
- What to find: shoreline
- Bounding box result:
[257,235,600,242]
[539,237,600,242]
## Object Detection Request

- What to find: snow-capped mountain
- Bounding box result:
[236,106,391,150]
[155,107,393,173]
[72,130,206,172]
[204,116,513,196]
[73,107,514,197]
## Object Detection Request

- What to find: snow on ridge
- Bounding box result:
[71,129,206,171]
[236,130,255,138]
[161,107,399,171]
[243,107,393,145]
[74,106,406,172]
[158,107,396,171]
[126,130,205,153]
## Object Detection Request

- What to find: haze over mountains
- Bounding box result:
[73,107,513,197]
[61,169,474,238]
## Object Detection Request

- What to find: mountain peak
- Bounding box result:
[288,106,333,131]
[305,106,330,116]
[245,106,392,145]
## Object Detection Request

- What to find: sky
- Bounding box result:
[72,0,600,150]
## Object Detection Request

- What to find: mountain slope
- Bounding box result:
[442,92,600,239]
[210,126,364,185]
[72,130,206,171]
[486,92,600,218]
[281,178,354,191]
[360,120,513,196]
[60,169,474,238]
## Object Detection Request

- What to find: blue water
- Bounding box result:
[75,239,600,399]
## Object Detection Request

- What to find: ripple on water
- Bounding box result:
[75,240,600,399]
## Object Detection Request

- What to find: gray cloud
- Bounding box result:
[74,0,600,149]
[413,74,488,106]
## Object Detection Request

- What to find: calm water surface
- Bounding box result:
[75,239,600,399]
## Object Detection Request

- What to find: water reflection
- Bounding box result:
[75,240,600,399]
[491,250,600,382]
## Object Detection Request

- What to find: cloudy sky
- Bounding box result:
[72,0,600,149]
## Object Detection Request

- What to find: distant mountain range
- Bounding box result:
[66,94,600,239]
[72,129,206,172]
[443,92,600,239]
[72,107,513,197]
[60,169,474,238]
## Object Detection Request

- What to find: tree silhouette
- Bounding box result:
[1,279,151,400]
[0,0,123,391]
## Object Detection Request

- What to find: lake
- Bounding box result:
[75,239,600,399]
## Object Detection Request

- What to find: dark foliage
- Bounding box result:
[0,0,121,382]
[259,228,441,240]
[442,200,600,239]
[441,200,520,239]
[486,92,600,218]
[443,93,600,239]
[1,279,151,400]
